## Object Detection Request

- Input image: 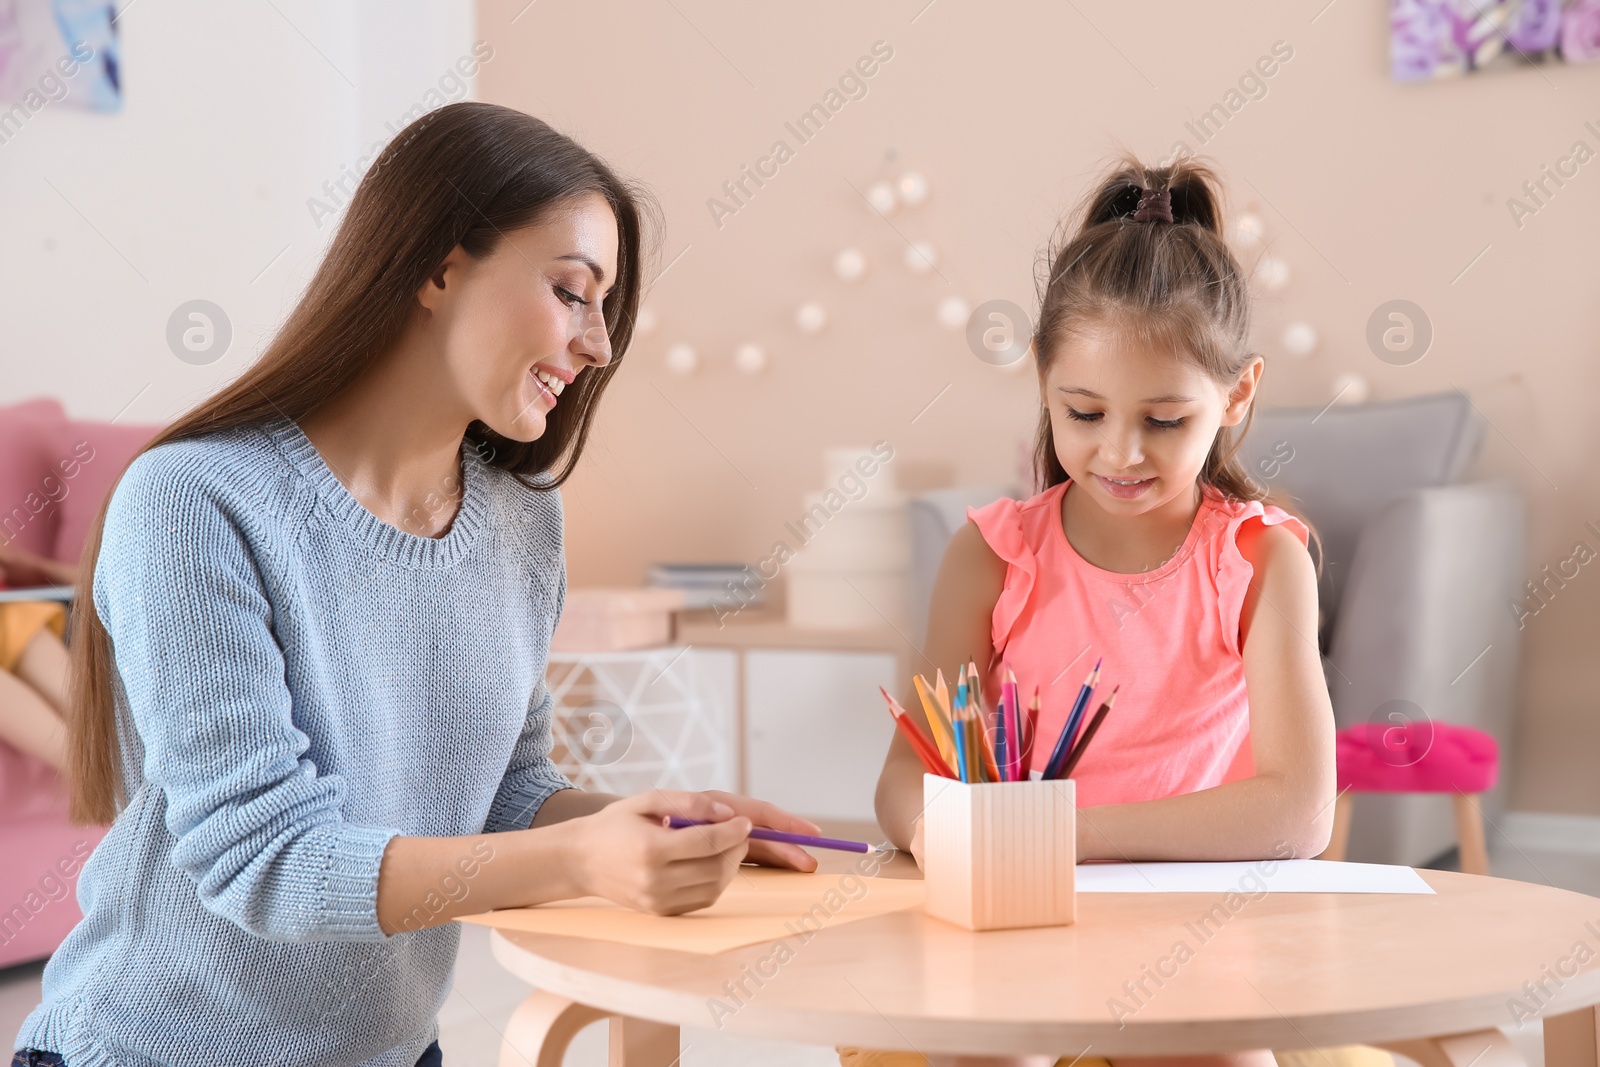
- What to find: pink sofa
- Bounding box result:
[0,397,160,967]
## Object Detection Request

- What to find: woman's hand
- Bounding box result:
[699,790,821,873]
[568,789,753,915]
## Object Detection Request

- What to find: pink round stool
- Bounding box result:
[1322,720,1500,875]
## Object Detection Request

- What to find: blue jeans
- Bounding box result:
[12,1041,445,1066]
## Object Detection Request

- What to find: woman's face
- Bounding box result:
[1041,323,1259,517]
[421,192,620,442]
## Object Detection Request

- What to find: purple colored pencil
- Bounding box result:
[665,816,878,854]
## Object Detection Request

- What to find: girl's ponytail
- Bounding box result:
[1031,152,1268,511]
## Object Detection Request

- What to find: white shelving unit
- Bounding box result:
[675,609,914,824]
[545,647,737,796]
[741,648,898,822]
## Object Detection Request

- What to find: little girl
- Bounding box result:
[860,155,1341,1067]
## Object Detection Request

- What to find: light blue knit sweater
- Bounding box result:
[17,418,574,1066]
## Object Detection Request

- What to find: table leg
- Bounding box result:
[499,989,608,1067]
[608,1014,681,1066]
[1451,793,1490,876]
[1374,1028,1525,1067]
[1545,1005,1600,1067]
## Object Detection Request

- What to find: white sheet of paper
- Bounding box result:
[1075,859,1435,894]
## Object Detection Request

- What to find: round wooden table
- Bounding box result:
[487,851,1600,1067]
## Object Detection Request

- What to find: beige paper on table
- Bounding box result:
[459,868,927,955]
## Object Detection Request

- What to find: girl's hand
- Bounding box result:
[699,790,821,873]
[569,789,752,915]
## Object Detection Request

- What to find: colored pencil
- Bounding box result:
[958,690,988,781]
[968,684,1000,783]
[879,686,956,778]
[952,703,970,781]
[1042,658,1101,781]
[994,683,1010,783]
[1057,686,1120,779]
[1027,688,1041,767]
[914,674,956,767]
[1004,666,1023,782]
[968,705,989,782]
[665,816,884,854]
[953,687,968,780]
[932,671,958,762]
[996,665,1012,782]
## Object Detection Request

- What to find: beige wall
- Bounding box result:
[477,0,1600,815]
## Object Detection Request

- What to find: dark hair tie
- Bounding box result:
[1132,185,1173,223]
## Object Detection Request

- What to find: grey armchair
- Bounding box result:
[906,391,1524,867]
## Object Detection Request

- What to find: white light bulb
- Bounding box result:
[734,343,767,374]
[795,302,828,335]
[1281,322,1317,357]
[866,181,897,214]
[634,305,658,336]
[905,241,937,274]
[898,171,928,206]
[936,296,969,330]
[665,343,697,375]
[1255,255,1290,292]
[834,248,867,282]
[1233,213,1265,245]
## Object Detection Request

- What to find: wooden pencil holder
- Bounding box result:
[921,773,1076,931]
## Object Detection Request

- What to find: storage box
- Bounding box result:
[921,773,1076,931]
[790,492,909,570]
[550,587,686,652]
[785,565,908,631]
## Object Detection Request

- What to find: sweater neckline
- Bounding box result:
[266,417,489,568]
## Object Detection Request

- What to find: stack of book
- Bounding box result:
[646,562,764,610]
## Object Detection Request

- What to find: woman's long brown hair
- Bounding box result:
[1032,152,1264,501]
[68,103,652,824]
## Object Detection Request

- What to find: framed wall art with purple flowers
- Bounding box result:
[0,0,121,114]
[1392,0,1600,80]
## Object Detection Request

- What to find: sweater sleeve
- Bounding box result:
[481,677,577,832]
[97,454,400,943]
[483,559,575,833]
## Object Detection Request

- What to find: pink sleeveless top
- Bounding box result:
[967,481,1308,808]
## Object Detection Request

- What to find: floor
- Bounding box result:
[3,837,1595,1066]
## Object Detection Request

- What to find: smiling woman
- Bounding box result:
[15,102,823,1067]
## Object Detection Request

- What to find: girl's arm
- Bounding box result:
[1074,519,1337,861]
[875,521,1007,857]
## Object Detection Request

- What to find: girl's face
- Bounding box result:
[420,192,619,442]
[1041,324,1261,517]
